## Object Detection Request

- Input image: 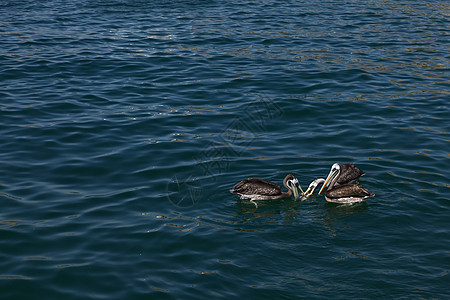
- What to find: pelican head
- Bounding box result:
[303,178,325,198]
[284,174,303,200]
[318,163,340,195]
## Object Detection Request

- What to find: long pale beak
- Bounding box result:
[303,187,313,198]
[292,185,299,200]
[318,170,336,195]
[291,181,303,200]
[297,182,304,195]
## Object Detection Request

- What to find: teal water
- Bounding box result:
[1,0,449,298]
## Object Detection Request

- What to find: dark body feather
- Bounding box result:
[325,183,374,204]
[231,178,281,196]
[230,174,298,200]
[305,176,375,204]
[335,164,365,185]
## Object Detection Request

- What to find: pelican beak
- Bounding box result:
[296,181,304,195]
[318,169,337,195]
[303,187,313,198]
[291,179,303,200]
[292,185,299,200]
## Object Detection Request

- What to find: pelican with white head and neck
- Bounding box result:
[303,177,374,204]
[318,163,365,195]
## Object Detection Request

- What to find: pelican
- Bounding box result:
[303,178,326,198]
[304,178,374,204]
[230,174,303,200]
[318,163,365,195]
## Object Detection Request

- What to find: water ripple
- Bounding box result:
[1,0,449,298]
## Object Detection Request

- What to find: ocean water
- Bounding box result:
[1,0,449,298]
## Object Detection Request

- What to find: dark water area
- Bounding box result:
[1,0,449,298]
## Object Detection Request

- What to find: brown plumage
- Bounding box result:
[230,174,300,200]
[324,183,374,204]
[333,163,365,185]
[319,163,366,195]
[303,178,374,204]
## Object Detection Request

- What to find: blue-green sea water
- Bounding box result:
[1,0,449,298]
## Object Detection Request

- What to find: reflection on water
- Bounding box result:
[234,196,370,227]
[235,198,283,222]
[1,0,448,298]
[235,197,307,224]
[321,201,369,237]
[324,201,369,221]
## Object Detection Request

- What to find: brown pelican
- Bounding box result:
[303,178,326,198]
[304,178,374,204]
[318,163,365,195]
[230,174,303,201]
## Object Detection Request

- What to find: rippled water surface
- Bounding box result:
[1,0,449,298]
